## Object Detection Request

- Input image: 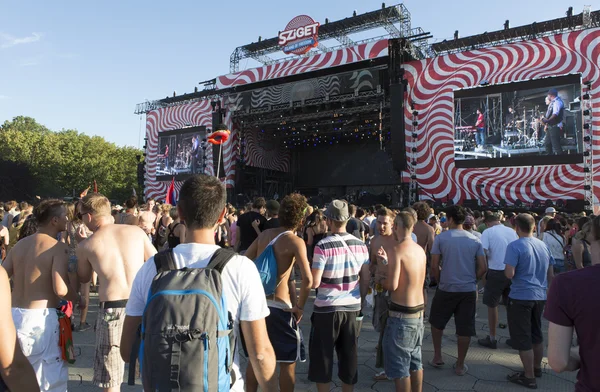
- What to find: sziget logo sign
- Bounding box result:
[278,15,320,55]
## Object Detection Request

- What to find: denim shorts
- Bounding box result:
[382,315,424,379]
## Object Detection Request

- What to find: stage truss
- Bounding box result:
[229,3,431,73]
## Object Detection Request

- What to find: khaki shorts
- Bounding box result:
[93,307,126,388]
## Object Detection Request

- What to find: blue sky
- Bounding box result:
[0,0,591,148]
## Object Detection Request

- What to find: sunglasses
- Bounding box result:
[77,210,90,220]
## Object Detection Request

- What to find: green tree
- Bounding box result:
[0,116,142,200]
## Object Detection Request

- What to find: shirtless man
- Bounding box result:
[119,196,138,225]
[376,212,427,392]
[368,207,397,380]
[412,202,436,308]
[138,200,157,240]
[76,194,156,392]
[243,194,313,392]
[3,199,80,391]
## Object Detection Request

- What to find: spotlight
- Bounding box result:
[411,174,417,180]
[504,20,510,30]
[584,185,591,191]
[454,30,459,40]
[584,167,591,173]
[584,124,590,129]
[412,111,419,116]
[412,133,418,138]
[487,199,495,207]
[566,6,573,17]
[515,199,523,207]
[411,161,417,166]
[584,136,591,142]
[382,3,386,9]
[325,18,329,24]
[545,199,554,207]
[556,200,566,209]
[353,10,357,17]
[499,199,507,208]
[583,93,591,100]
[584,151,590,157]
[583,80,592,88]
[532,199,541,208]
[412,121,418,126]
[411,147,417,152]
[583,109,590,116]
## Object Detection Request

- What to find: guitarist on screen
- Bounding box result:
[540,89,564,155]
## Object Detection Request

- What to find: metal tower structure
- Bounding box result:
[229,3,430,73]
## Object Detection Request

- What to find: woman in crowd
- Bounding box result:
[537,216,552,240]
[0,211,8,261]
[166,207,186,249]
[154,204,173,250]
[62,202,91,331]
[305,209,327,263]
[225,205,237,248]
[543,219,566,274]
[569,217,592,270]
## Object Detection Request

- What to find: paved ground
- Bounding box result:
[67,289,577,391]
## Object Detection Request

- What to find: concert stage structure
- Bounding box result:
[137,4,600,213]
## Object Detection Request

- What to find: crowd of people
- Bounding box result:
[0,180,598,392]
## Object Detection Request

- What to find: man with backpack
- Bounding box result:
[309,200,371,392]
[121,174,278,392]
[243,193,313,392]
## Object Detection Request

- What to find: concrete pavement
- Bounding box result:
[66,289,576,391]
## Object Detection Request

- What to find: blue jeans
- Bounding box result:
[382,315,424,379]
[476,128,486,146]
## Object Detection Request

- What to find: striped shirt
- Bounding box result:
[313,233,369,313]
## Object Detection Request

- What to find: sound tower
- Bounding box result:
[390,83,407,172]
[388,38,409,173]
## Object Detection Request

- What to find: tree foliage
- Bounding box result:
[0,116,142,201]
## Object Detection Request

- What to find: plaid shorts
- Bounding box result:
[93,307,126,388]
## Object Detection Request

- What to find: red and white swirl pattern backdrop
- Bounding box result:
[144,101,217,200]
[217,40,389,88]
[403,28,600,204]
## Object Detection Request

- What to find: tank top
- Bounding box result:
[167,223,182,249]
[155,218,169,248]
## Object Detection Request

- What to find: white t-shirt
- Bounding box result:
[542,231,565,261]
[126,243,270,392]
[481,224,519,270]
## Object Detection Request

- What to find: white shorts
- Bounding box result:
[12,308,68,392]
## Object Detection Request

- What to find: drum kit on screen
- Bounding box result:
[502,109,545,149]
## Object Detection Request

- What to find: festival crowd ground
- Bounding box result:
[0,175,598,392]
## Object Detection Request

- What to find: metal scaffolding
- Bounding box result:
[229,3,430,73]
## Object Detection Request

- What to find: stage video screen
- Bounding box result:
[155,126,207,181]
[453,74,584,168]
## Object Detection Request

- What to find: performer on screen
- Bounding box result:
[191,135,199,174]
[506,106,516,130]
[162,144,170,169]
[540,89,564,155]
[475,108,486,151]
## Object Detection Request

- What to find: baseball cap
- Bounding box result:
[548,88,558,96]
[324,200,350,222]
[427,213,438,221]
[545,207,557,214]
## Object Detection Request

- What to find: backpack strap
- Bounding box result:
[153,249,177,273]
[207,248,237,273]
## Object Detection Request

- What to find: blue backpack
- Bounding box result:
[133,248,237,391]
[253,231,291,295]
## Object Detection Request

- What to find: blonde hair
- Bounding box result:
[395,211,416,230]
[81,193,111,217]
[161,204,173,214]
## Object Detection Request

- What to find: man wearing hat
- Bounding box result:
[540,88,564,155]
[308,200,371,392]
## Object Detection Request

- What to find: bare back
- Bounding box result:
[77,224,155,302]
[253,229,304,306]
[5,233,69,309]
[389,238,426,307]
[413,220,435,253]
[138,211,156,234]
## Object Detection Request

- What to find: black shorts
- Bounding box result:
[507,299,546,351]
[483,270,511,308]
[308,311,360,385]
[429,289,476,337]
